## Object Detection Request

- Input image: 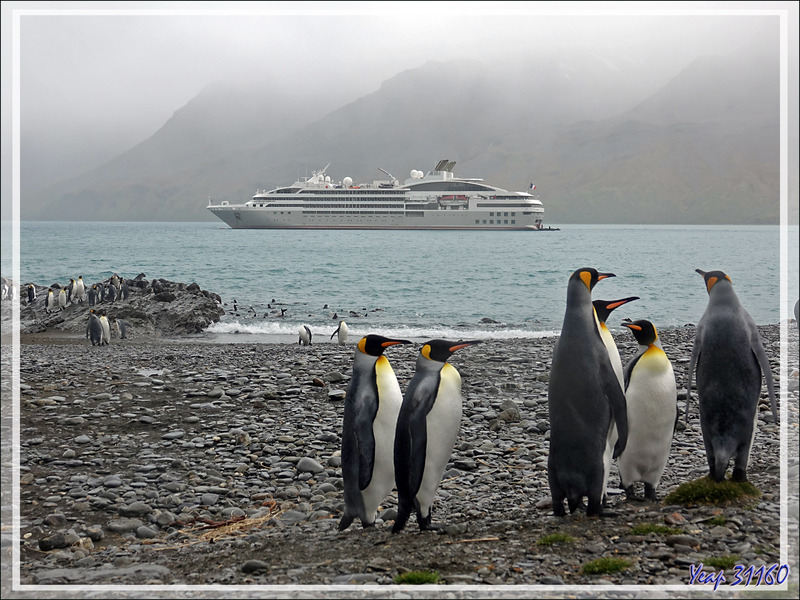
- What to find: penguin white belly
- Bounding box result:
[416,364,462,517]
[360,356,402,517]
[599,324,623,497]
[619,352,675,486]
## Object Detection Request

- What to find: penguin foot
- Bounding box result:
[731,468,748,483]
[625,486,645,502]
[644,483,658,501]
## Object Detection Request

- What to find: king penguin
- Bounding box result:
[619,319,677,500]
[99,310,111,346]
[86,310,103,346]
[686,269,778,482]
[339,334,412,530]
[331,321,349,345]
[547,268,628,517]
[58,287,68,311]
[27,284,36,304]
[298,324,312,346]
[74,276,85,304]
[45,289,56,313]
[393,339,481,533]
[592,296,639,504]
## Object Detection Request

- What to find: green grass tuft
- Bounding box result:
[393,570,441,585]
[703,555,741,570]
[707,515,727,526]
[537,533,576,546]
[629,523,683,536]
[581,557,631,575]
[663,476,761,506]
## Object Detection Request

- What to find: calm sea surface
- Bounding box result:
[3,221,797,343]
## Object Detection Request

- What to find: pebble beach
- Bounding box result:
[1,323,798,598]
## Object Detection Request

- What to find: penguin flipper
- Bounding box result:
[602,362,628,459]
[685,342,701,426]
[751,337,778,423]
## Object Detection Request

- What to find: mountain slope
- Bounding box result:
[24,40,786,224]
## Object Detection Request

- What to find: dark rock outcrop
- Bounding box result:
[6,274,223,337]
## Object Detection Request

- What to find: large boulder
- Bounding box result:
[10,274,224,337]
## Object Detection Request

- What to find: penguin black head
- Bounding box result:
[420,339,482,363]
[358,335,411,357]
[592,296,639,324]
[696,269,732,294]
[621,319,658,346]
[571,268,615,292]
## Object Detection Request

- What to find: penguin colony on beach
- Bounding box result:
[333,266,783,532]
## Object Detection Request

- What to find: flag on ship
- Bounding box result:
[529,183,536,190]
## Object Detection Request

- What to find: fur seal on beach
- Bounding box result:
[298,324,312,346]
[339,335,411,531]
[619,319,677,500]
[393,339,481,533]
[331,321,349,345]
[592,296,639,503]
[686,269,778,482]
[547,268,628,517]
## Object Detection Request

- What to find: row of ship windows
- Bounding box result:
[264,210,517,225]
[479,220,516,225]
[251,206,520,218]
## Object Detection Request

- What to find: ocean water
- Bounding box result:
[3,221,797,343]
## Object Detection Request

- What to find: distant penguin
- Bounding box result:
[45,289,56,313]
[120,280,130,300]
[67,278,75,302]
[86,310,103,346]
[687,269,778,482]
[339,334,412,531]
[110,274,120,289]
[107,283,118,303]
[393,339,481,533]
[99,311,111,345]
[97,283,106,303]
[112,318,129,340]
[547,268,628,517]
[88,285,98,306]
[74,276,85,303]
[619,319,677,501]
[331,321,349,345]
[1,277,7,301]
[592,296,639,503]
[298,324,312,346]
[27,284,36,304]
[58,287,68,311]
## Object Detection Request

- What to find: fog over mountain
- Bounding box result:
[7,6,797,225]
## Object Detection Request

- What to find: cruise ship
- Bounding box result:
[207,159,546,230]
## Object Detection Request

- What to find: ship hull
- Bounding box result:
[208,206,543,230]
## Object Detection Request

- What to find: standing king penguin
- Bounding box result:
[331,321,349,345]
[86,310,103,346]
[27,285,36,304]
[298,324,313,346]
[687,269,778,482]
[45,289,56,313]
[592,296,639,504]
[99,311,111,346]
[548,268,628,517]
[339,334,411,530]
[619,319,677,500]
[58,287,68,311]
[393,339,481,533]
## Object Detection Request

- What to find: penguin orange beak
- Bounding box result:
[382,339,411,348]
[449,340,482,352]
[597,272,616,281]
[621,322,642,331]
[605,296,639,310]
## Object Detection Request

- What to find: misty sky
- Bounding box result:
[2,1,798,222]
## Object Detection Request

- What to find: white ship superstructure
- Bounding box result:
[207,159,546,230]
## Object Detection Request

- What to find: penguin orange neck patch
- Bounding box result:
[580,271,592,290]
